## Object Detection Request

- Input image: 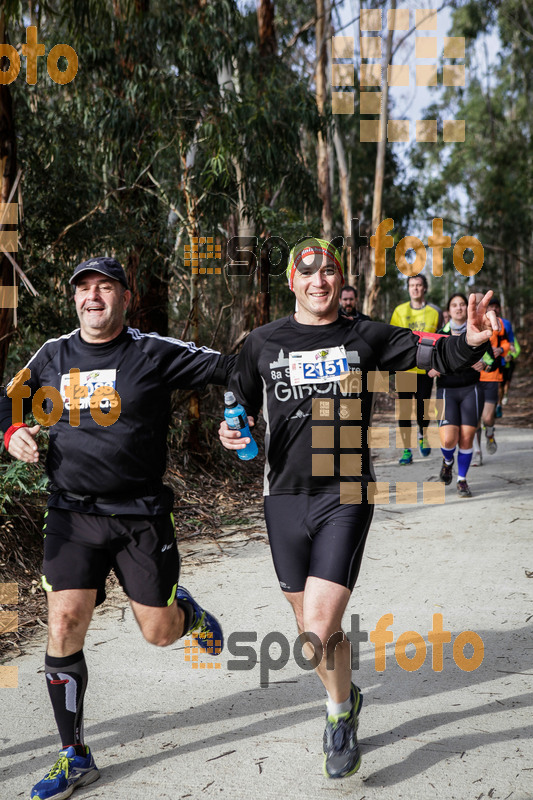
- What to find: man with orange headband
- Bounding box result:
[219,238,497,780]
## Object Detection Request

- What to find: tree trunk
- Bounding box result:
[333,121,353,280]
[218,61,257,343]
[256,0,277,327]
[258,0,276,59]
[113,0,168,336]
[316,0,332,239]
[363,0,395,318]
[0,12,18,383]
[126,247,168,335]
[181,143,202,450]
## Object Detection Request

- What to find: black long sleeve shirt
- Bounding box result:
[229,315,487,496]
[0,326,235,515]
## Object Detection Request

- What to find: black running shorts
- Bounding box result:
[437,384,482,428]
[481,380,499,405]
[41,508,180,607]
[263,493,373,593]
[397,372,434,434]
[502,360,515,387]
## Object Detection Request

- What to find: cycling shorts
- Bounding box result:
[263,493,373,593]
[437,384,482,428]
[41,508,180,607]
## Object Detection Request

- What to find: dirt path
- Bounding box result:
[1,425,532,800]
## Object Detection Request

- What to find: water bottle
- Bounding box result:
[224,391,258,460]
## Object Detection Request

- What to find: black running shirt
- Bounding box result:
[230,314,487,496]
[0,327,233,515]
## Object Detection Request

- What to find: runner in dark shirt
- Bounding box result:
[219,238,497,780]
[0,257,235,800]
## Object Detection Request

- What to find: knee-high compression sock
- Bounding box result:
[457,448,473,479]
[45,650,88,755]
[441,446,455,464]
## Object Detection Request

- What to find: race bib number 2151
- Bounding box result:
[289,346,349,386]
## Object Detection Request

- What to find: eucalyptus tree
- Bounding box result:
[411,0,533,325]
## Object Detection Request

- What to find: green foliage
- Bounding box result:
[410,0,533,325]
[0,457,48,515]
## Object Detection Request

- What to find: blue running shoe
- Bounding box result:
[495,404,502,419]
[323,683,364,778]
[398,448,413,465]
[176,585,223,655]
[418,436,431,457]
[31,746,99,800]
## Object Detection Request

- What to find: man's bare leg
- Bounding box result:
[129,598,185,647]
[284,577,352,701]
[283,577,361,777]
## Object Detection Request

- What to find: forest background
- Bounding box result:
[0,0,532,627]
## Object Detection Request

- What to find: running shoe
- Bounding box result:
[439,457,454,485]
[176,585,223,655]
[495,405,503,419]
[398,448,413,465]
[323,684,364,778]
[486,435,497,455]
[502,396,508,406]
[31,746,99,800]
[457,479,472,498]
[471,450,483,467]
[418,436,431,457]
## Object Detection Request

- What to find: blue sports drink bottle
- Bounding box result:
[224,391,258,460]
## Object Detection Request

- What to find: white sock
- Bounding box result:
[326,691,352,717]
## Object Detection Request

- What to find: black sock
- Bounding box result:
[45,650,88,754]
[178,600,194,634]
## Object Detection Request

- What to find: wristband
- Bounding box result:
[4,422,28,451]
[412,331,449,371]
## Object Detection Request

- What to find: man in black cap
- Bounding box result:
[0,257,234,800]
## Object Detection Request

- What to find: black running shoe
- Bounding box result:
[457,479,472,497]
[439,457,454,485]
[323,684,363,778]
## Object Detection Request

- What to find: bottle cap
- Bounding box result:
[224,391,236,406]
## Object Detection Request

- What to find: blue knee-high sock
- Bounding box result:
[457,448,473,479]
[441,446,455,464]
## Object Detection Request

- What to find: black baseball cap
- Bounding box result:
[70,256,129,289]
[488,296,500,306]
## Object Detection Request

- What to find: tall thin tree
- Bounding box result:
[0,8,18,383]
[316,0,332,238]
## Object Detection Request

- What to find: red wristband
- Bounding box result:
[4,422,28,451]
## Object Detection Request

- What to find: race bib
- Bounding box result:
[60,369,118,411]
[289,346,349,386]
